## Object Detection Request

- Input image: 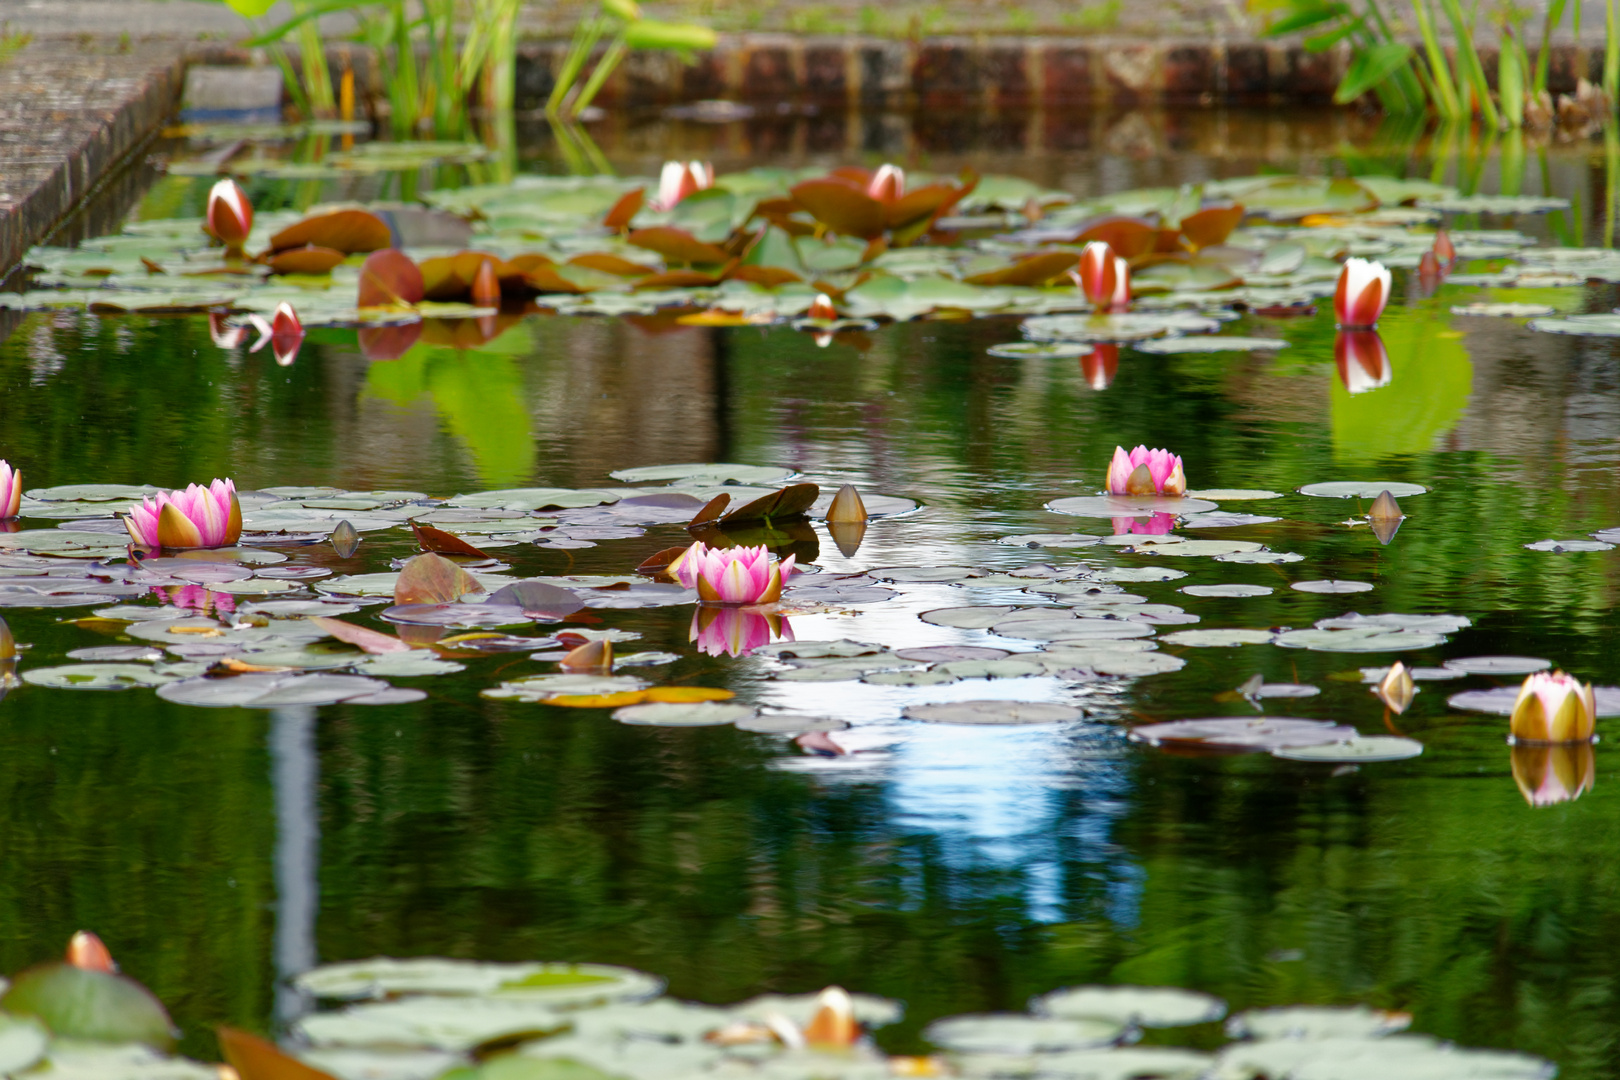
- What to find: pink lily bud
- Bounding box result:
[1105,445,1186,497]
[270,302,305,367]
[1108,256,1131,311]
[67,931,117,972]
[0,459,21,520]
[1080,344,1118,391]
[1511,742,1595,806]
[653,160,714,211]
[670,541,795,605]
[806,293,837,321]
[1333,257,1390,329]
[124,479,243,550]
[866,164,905,203]
[1509,670,1597,743]
[1073,242,1119,309]
[1333,330,1390,395]
[205,178,253,250]
[1433,228,1456,266]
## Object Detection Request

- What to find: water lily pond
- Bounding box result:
[0,113,1618,1078]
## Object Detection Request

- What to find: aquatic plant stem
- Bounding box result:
[1413,0,1463,117]
[1440,0,1500,127]
[1533,0,1567,93]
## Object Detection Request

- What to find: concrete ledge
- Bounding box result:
[0,41,186,276]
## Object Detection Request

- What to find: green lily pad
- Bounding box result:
[903,700,1085,725]
[924,1013,1124,1053]
[1297,482,1428,498]
[1272,736,1424,762]
[1134,335,1286,354]
[1033,985,1226,1027]
[1,964,175,1051]
[1180,584,1273,597]
[21,664,176,690]
[1160,629,1275,647]
[612,701,756,726]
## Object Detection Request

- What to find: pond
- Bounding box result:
[0,106,1617,1078]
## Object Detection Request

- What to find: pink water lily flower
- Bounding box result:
[670,541,795,605]
[1105,445,1186,496]
[124,479,243,550]
[205,178,253,251]
[1333,257,1391,329]
[690,605,794,657]
[652,160,714,211]
[1073,241,1127,310]
[1509,669,1597,743]
[866,164,904,203]
[0,460,20,520]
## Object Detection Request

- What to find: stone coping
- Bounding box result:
[0,41,185,277]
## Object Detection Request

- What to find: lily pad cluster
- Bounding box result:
[0,942,1555,1080]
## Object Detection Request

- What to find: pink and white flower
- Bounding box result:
[652,161,714,211]
[1073,241,1127,310]
[124,479,242,550]
[866,164,905,203]
[1333,257,1390,328]
[0,460,20,520]
[1334,330,1391,395]
[205,178,253,250]
[670,541,795,605]
[1509,670,1597,743]
[1105,445,1186,497]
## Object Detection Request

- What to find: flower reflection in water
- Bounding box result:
[1335,330,1391,395]
[1111,511,1177,536]
[1511,741,1595,806]
[1080,345,1118,391]
[152,584,236,617]
[690,605,794,658]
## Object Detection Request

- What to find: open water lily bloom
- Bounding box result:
[1509,670,1597,743]
[1106,445,1186,496]
[671,541,794,605]
[1333,257,1391,328]
[0,460,20,520]
[124,479,243,550]
[653,160,714,211]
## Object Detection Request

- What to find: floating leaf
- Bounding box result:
[924,1014,1123,1053]
[790,179,886,239]
[1442,655,1552,675]
[986,342,1091,359]
[1272,736,1424,762]
[613,701,756,726]
[1160,629,1275,647]
[267,245,346,276]
[1524,538,1614,552]
[1180,584,1273,597]
[1297,481,1428,498]
[963,250,1078,287]
[1448,685,1620,716]
[269,209,393,254]
[1134,335,1285,354]
[1033,985,1226,1027]
[1129,717,1358,751]
[1290,580,1374,594]
[21,664,175,690]
[626,227,730,266]
[409,521,494,560]
[358,250,425,308]
[219,1026,339,1080]
[1,964,175,1050]
[903,700,1085,725]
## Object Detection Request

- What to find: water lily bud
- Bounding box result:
[652,161,713,211]
[0,614,14,660]
[866,163,905,203]
[1105,445,1186,497]
[1073,242,1119,309]
[1433,228,1456,266]
[560,638,613,673]
[1108,256,1131,311]
[1333,257,1391,329]
[806,293,838,321]
[330,520,360,558]
[1374,661,1415,714]
[208,312,249,349]
[1511,741,1595,806]
[804,985,858,1047]
[66,931,116,972]
[1510,670,1597,743]
[0,459,21,520]
[471,260,502,309]
[826,484,867,524]
[1333,330,1390,395]
[205,178,254,251]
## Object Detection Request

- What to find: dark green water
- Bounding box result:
[2,110,1619,1075]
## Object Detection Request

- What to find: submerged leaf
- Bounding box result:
[308,617,414,655]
